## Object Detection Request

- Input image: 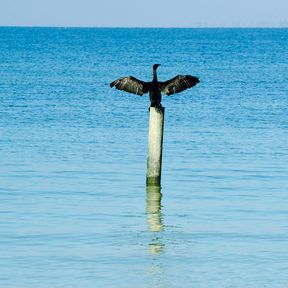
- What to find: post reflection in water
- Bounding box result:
[146,185,164,255]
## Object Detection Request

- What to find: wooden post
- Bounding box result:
[146,107,165,186]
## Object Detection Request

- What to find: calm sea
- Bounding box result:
[0,27,288,288]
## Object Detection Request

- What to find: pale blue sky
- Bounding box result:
[1,0,287,27]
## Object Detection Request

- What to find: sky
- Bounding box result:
[1,0,288,27]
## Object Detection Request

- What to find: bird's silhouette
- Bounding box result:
[110,64,199,108]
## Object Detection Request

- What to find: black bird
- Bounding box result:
[110,64,199,107]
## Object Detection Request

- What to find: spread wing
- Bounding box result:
[159,75,200,96]
[110,76,150,96]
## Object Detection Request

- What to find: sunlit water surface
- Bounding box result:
[0,28,288,287]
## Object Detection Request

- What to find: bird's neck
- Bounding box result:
[153,69,158,82]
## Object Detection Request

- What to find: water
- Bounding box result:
[0,27,288,287]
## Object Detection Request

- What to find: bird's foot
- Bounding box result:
[149,104,163,114]
[155,105,163,114]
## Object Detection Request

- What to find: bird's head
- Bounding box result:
[153,64,161,70]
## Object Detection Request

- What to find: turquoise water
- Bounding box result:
[0,27,288,287]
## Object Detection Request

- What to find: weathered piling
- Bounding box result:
[146,107,165,186]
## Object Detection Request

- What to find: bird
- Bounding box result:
[110,64,199,108]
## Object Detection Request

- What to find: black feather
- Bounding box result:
[110,76,149,96]
[159,75,200,96]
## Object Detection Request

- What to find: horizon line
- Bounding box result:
[0,25,288,29]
